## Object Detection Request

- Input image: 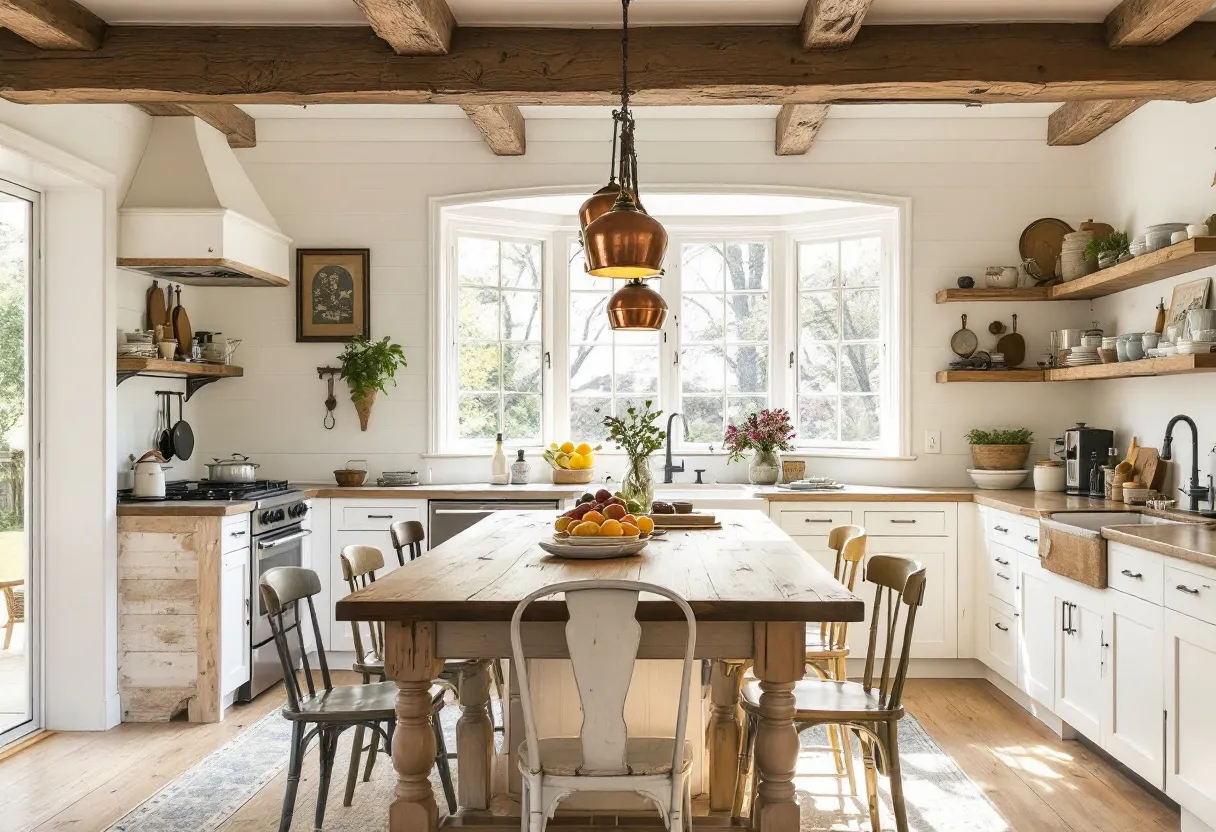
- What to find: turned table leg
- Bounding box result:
[457,660,494,810]
[506,660,526,798]
[386,622,444,832]
[750,622,805,832]
[707,659,744,812]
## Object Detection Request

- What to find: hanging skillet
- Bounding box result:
[996,313,1026,367]
[157,392,175,461]
[950,314,978,358]
[170,392,195,461]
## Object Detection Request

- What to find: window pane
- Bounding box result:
[798,241,838,289]
[841,344,880,393]
[459,237,499,286]
[682,346,725,393]
[504,393,542,441]
[502,291,540,341]
[459,343,501,391]
[842,395,881,442]
[568,245,600,292]
[799,396,838,442]
[459,393,500,439]
[503,343,541,393]
[682,294,724,343]
[616,346,659,393]
[799,343,839,393]
[570,293,611,343]
[682,244,726,292]
[842,288,880,340]
[727,396,767,426]
[727,345,768,393]
[570,344,612,393]
[501,241,541,289]
[726,294,768,342]
[458,287,498,340]
[800,291,839,342]
[724,242,769,290]
[841,237,881,287]
[683,396,724,444]
[571,397,610,443]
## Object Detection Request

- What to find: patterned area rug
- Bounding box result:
[108,698,1008,832]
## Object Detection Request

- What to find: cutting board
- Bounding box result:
[145,281,166,332]
[173,302,193,360]
[1134,447,1166,492]
[651,513,719,529]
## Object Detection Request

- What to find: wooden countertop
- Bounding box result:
[1102,523,1216,571]
[759,485,975,502]
[116,500,256,517]
[296,483,587,500]
[971,490,1125,518]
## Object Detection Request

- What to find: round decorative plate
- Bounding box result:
[539,539,649,559]
[1019,218,1074,281]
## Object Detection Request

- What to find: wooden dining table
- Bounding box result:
[336,509,864,832]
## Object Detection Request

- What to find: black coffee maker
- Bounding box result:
[1064,422,1114,495]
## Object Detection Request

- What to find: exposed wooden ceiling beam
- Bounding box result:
[350,0,454,55]
[0,0,105,49]
[801,0,876,48]
[136,103,256,148]
[1047,99,1147,145]
[3,24,1216,106]
[1106,0,1214,47]
[461,105,526,156]
[775,104,830,155]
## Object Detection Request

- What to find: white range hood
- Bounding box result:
[119,117,291,287]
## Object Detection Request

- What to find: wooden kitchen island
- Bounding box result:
[336,509,864,832]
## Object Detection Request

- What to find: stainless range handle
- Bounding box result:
[257,529,312,550]
[432,509,497,516]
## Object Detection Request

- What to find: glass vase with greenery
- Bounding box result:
[725,408,797,484]
[603,400,666,507]
[338,336,408,431]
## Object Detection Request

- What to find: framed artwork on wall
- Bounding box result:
[1166,277,1211,339]
[296,248,370,342]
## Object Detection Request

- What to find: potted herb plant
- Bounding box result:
[725,408,797,485]
[603,400,666,507]
[964,427,1034,470]
[1084,231,1131,270]
[337,335,408,431]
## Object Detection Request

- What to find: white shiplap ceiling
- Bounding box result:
[80,0,1216,26]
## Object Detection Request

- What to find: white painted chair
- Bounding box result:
[510,579,697,832]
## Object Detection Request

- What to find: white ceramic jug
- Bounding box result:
[132,450,169,498]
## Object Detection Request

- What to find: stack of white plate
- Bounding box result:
[118,342,157,358]
[377,471,420,486]
[1063,345,1101,366]
[1176,340,1216,355]
[1060,231,1095,281]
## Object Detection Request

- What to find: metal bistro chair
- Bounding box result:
[738,555,927,832]
[338,545,458,811]
[260,566,451,832]
[512,579,697,832]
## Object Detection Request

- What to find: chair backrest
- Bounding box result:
[860,555,928,711]
[510,580,697,782]
[260,566,332,713]
[821,525,866,649]
[340,544,387,668]
[390,520,425,566]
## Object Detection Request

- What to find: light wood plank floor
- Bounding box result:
[0,678,1179,832]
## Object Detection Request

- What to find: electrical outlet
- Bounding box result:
[925,430,942,454]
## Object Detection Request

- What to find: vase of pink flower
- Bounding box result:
[724,408,796,485]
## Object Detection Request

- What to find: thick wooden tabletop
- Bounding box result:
[335,509,864,623]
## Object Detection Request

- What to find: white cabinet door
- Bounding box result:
[1165,609,1216,828]
[1103,589,1164,789]
[1017,553,1056,707]
[329,528,406,653]
[220,548,251,695]
[981,599,1017,684]
[1054,584,1106,739]
[299,500,316,655]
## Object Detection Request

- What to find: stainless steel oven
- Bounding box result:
[428,500,559,547]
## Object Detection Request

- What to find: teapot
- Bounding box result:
[132,450,170,498]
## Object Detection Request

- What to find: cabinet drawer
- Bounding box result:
[221,516,250,554]
[863,510,945,537]
[1107,543,1164,605]
[339,504,421,531]
[987,542,1017,606]
[989,512,1021,545]
[986,599,1018,684]
[1165,564,1216,625]
[776,510,852,536]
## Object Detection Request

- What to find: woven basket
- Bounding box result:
[970,443,1031,471]
[552,468,594,485]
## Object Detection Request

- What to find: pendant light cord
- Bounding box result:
[617,0,639,197]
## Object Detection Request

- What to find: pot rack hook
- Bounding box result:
[318,366,340,430]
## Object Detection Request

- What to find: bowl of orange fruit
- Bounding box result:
[553,489,656,544]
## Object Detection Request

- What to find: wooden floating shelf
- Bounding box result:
[935,237,1216,304]
[937,354,1216,383]
[116,358,244,400]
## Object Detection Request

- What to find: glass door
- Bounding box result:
[0,182,37,745]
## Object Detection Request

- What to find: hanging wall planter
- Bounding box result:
[337,336,408,432]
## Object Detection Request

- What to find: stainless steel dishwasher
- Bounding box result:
[428,499,560,547]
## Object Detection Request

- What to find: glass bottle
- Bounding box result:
[510,449,530,485]
[1089,451,1104,497]
[490,433,509,485]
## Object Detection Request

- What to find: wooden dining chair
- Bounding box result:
[737,555,928,832]
[511,579,698,832]
[260,565,451,832]
[339,545,458,811]
[1,579,24,650]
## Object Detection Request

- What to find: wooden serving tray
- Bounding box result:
[651,513,718,528]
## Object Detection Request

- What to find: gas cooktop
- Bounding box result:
[119,479,292,503]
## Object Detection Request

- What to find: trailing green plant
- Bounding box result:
[602,400,666,461]
[964,427,1034,446]
[337,336,408,403]
[1084,231,1131,263]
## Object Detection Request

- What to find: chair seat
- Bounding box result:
[805,625,848,657]
[355,657,481,679]
[741,678,904,721]
[287,681,445,722]
[517,737,694,777]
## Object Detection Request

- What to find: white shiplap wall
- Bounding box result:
[184,111,1101,486]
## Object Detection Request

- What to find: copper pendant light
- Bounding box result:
[607,279,668,331]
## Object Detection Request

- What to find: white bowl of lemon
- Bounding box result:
[544,441,599,484]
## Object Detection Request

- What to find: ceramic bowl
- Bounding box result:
[1116,336,1129,362]
[1172,230,1190,245]
[1098,348,1118,363]
[1125,338,1145,361]
[1188,224,1209,239]
[1147,223,1188,234]
[1158,343,1178,356]
[967,469,1029,490]
[1187,309,1216,333]
[1146,230,1174,251]
[1142,332,1161,349]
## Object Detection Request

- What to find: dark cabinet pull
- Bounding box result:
[367,514,394,519]
[997,572,1010,580]
[230,530,246,537]
[1121,569,1143,579]
[1176,584,1201,595]
[803,518,831,523]
[890,519,917,524]
[995,557,1010,566]
[1024,535,1039,544]
[995,622,1009,632]
[994,525,1009,533]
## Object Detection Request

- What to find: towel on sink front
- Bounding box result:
[1038,518,1108,589]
